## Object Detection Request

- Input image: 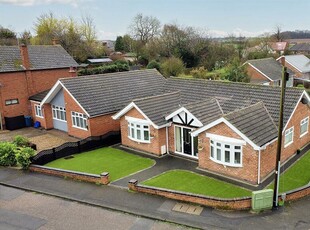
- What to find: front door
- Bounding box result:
[175,126,198,158]
[183,128,192,155]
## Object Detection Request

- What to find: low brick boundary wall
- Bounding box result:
[285,184,310,201]
[29,164,110,185]
[128,180,251,210]
[129,180,310,210]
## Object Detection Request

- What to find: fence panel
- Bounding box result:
[31,131,121,165]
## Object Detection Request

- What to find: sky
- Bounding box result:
[0,0,309,40]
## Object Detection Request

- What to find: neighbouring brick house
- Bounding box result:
[113,77,310,185]
[244,58,293,87]
[0,44,78,129]
[277,55,310,80]
[35,69,310,185]
[33,69,166,139]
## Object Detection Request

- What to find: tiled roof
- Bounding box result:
[183,99,223,125]
[29,89,50,102]
[225,102,278,146]
[283,55,310,73]
[134,91,181,126]
[289,43,310,52]
[60,69,166,117]
[247,58,284,81]
[164,78,304,127]
[0,45,78,73]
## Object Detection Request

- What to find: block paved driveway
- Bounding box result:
[0,127,78,152]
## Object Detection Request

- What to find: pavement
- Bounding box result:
[0,167,310,230]
[0,185,189,230]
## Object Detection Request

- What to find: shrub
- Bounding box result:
[190,67,208,79]
[78,62,129,76]
[137,55,149,66]
[13,135,30,147]
[0,142,17,166]
[15,147,36,169]
[161,57,185,77]
[147,60,161,71]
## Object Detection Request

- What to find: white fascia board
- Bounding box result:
[40,81,62,106]
[61,82,90,117]
[282,91,310,132]
[125,116,151,125]
[112,102,135,120]
[165,107,203,127]
[112,102,166,129]
[191,117,261,150]
[248,63,274,82]
[206,133,246,145]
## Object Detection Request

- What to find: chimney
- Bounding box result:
[69,66,77,77]
[52,38,60,45]
[20,44,30,70]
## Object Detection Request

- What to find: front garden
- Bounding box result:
[268,150,310,193]
[142,170,252,198]
[45,147,155,182]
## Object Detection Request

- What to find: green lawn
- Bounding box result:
[142,170,251,198]
[45,147,155,182]
[268,151,310,193]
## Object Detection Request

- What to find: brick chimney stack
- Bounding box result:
[20,44,30,70]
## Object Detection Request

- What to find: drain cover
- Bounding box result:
[172,203,203,215]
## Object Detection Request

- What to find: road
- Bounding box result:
[0,185,189,230]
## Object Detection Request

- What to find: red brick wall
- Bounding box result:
[63,89,91,139]
[278,57,303,77]
[30,101,53,129]
[119,107,167,155]
[0,72,30,123]
[260,102,310,181]
[246,64,272,84]
[198,122,259,184]
[88,115,120,136]
[0,68,76,128]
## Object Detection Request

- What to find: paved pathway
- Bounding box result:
[0,167,309,230]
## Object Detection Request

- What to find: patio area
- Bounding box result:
[0,128,78,152]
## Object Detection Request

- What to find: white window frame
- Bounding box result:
[52,105,67,122]
[174,125,198,159]
[34,104,43,118]
[209,138,243,167]
[71,111,88,130]
[5,98,19,106]
[284,127,294,148]
[126,117,150,143]
[300,117,309,138]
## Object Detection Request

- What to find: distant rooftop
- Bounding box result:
[282,55,310,73]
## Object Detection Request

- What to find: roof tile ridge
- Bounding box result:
[133,90,180,102]
[223,101,264,118]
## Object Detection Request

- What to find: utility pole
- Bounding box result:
[273,66,289,209]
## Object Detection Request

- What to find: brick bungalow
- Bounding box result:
[244,58,293,87]
[34,69,166,139]
[113,78,310,185]
[277,55,310,80]
[0,44,78,129]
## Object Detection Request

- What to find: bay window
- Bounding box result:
[126,117,150,143]
[71,111,88,130]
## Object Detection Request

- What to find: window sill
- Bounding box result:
[300,131,308,138]
[35,115,44,118]
[284,141,293,148]
[128,136,150,144]
[210,157,242,168]
[52,118,67,122]
[72,125,88,131]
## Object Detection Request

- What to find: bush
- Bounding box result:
[13,135,30,147]
[161,57,185,77]
[15,147,36,169]
[78,62,129,76]
[137,55,149,66]
[190,67,208,79]
[0,142,17,166]
[147,60,161,71]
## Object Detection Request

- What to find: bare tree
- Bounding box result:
[129,13,161,44]
[80,15,97,44]
[273,25,284,42]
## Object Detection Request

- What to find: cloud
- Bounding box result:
[98,30,123,40]
[208,28,271,38]
[0,0,89,7]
